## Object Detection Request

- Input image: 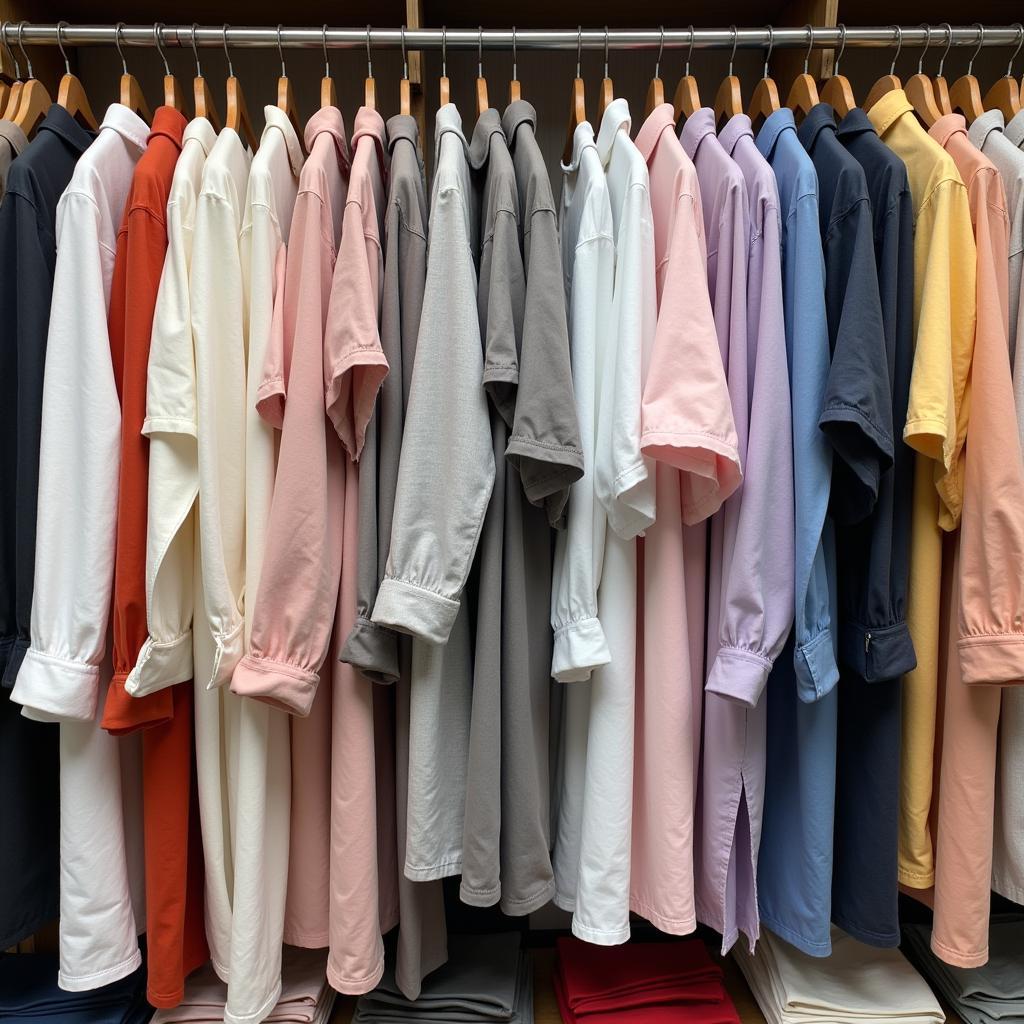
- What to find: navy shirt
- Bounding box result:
[830,105,917,948]
[0,105,94,948]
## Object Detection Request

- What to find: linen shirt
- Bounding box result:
[0,103,91,954]
[831,106,916,950]
[867,89,976,889]
[630,103,741,938]
[13,102,149,991]
[0,117,26,200]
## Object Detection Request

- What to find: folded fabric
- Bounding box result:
[735,928,944,1024]
[555,937,726,1016]
[903,917,1024,1024]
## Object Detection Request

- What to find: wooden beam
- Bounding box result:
[406,0,427,159]
[772,0,839,85]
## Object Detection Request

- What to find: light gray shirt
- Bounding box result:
[0,119,27,202]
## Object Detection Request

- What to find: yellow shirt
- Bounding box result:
[868,90,977,889]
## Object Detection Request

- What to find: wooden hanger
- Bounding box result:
[984,23,1023,120]
[930,22,953,113]
[509,27,521,103]
[597,27,613,122]
[673,26,701,122]
[52,21,97,130]
[153,23,185,112]
[2,25,23,121]
[364,25,377,111]
[0,28,13,116]
[950,24,986,124]
[562,28,586,164]
[644,28,666,118]
[786,24,820,123]
[820,23,856,117]
[274,25,304,146]
[397,25,410,115]
[475,27,488,116]
[865,25,904,112]
[115,24,151,124]
[906,24,942,127]
[221,25,258,151]
[439,25,450,107]
[748,25,780,131]
[321,25,337,109]
[14,21,52,137]
[714,26,742,131]
[190,24,222,129]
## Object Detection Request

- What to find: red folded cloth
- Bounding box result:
[556,938,723,1013]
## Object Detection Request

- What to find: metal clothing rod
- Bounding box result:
[5,23,1024,52]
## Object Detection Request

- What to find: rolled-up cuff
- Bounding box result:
[958,632,1024,686]
[340,616,400,684]
[230,654,319,717]
[839,619,916,683]
[125,631,193,698]
[10,648,99,723]
[552,617,610,683]
[704,647,772,707]
[795,627,839,703]
[371,577,460,646]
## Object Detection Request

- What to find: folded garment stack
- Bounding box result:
[0,955,151,1024]
[903,915,1024,1024]
[151,947,335,1024]
[354,933,531,1024]
[734,928,945,1024]
[553,936,741,1024]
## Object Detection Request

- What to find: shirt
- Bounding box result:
[14,102,149,991]
[832,106,916,950]
[630,103,741,938]
[0,103,90,954]
[867,89,976,890]
[0,118,26,201]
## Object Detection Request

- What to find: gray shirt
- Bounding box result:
[0,119,27,202]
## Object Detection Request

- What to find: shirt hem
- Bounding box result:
[629,895,697,936]
[760,915,832,957]
[570,917,630,946]
[58,948,142,991]
[326,955,385,996]
[929,933,989,968]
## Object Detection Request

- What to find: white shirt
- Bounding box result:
[12,103,149,989]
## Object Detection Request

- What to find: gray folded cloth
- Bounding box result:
[903,917,1024,1024]
[354,934,532,1024]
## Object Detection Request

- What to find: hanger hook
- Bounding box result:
[728,25,738,78]
[917,23,932,75]
[803,24,813,75]
[967,22,985,77]
[366,25,373,79]
[16,21,32,81]
[153,23,171,76]
[655,26,665,81]
[222,25,234,79]
[399,25,407,81]
[685,25,695,78]
[114,22,128,76]
[190,23,203,78]
[477,26,483,80]
[763,26,775,80]
[603,26,609,80]
[1,23,20,81]
[512,26,517,83]
[937,22,953,78]
[56,20,70,75]
[834,23,847,75]
[889,25,903,77]
[1008,24,1024,77]
[441,25,447,80]
[575,26,582,80]
[276,24,286,78]
[323,25,331,79]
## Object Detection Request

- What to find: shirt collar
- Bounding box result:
[435,102,467,155]
[835,106,877,141]
[468,107,504,170]
[755,106,796,161]
[796,102,838,150]
[37,103,96,154]
[352,105,388,179]
[561,120,597,173]
[969,107,1005,152]
[304,106,350,174]
[929,111,968,150]
[866,89,913,138]
[679,106,716,161]
[183,116,217,155]
[99,103,150,153]
[596,97,631,166]
[717,111,754,157]
[147,106,187,152]
[501,99,537,146]
[261,105,304,176]
[634,102,676,163]
[386,114,419,154]
[1006,108,1024,149]
[0,117,27,157]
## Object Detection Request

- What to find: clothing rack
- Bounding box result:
[4,23,1024,52]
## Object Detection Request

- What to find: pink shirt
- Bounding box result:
[630,104,741,936]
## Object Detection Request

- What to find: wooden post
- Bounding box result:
[405,0,427,161]
[772,0,839,85]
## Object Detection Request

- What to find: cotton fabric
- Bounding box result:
[0,117,27,200]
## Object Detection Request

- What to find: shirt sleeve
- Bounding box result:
[550,233,615,682]
[819,194,894,525]
[12,191,121,723]
[230,189,344,717]
[641,186,742,524]
[957,177,1024,685]
[126,198,199,699]
[903,178,977,531]
[595,182,656,540]
[371,179,495,646]
[504,201,584,525]
[705,190,797,707]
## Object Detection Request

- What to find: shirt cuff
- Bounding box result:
[958,632,1024,686]
[230,654,319,717]
[1,636,30,688]
[838,620,916,683]
[371,577,460,646]
[206,619,244,690]
[10,648,100,723]
[101,674,175,735]
[794,627,840,702]
[705,647,773,707]
[552,617,610,683]
[125,631,193,698]
[339,616,400,685]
